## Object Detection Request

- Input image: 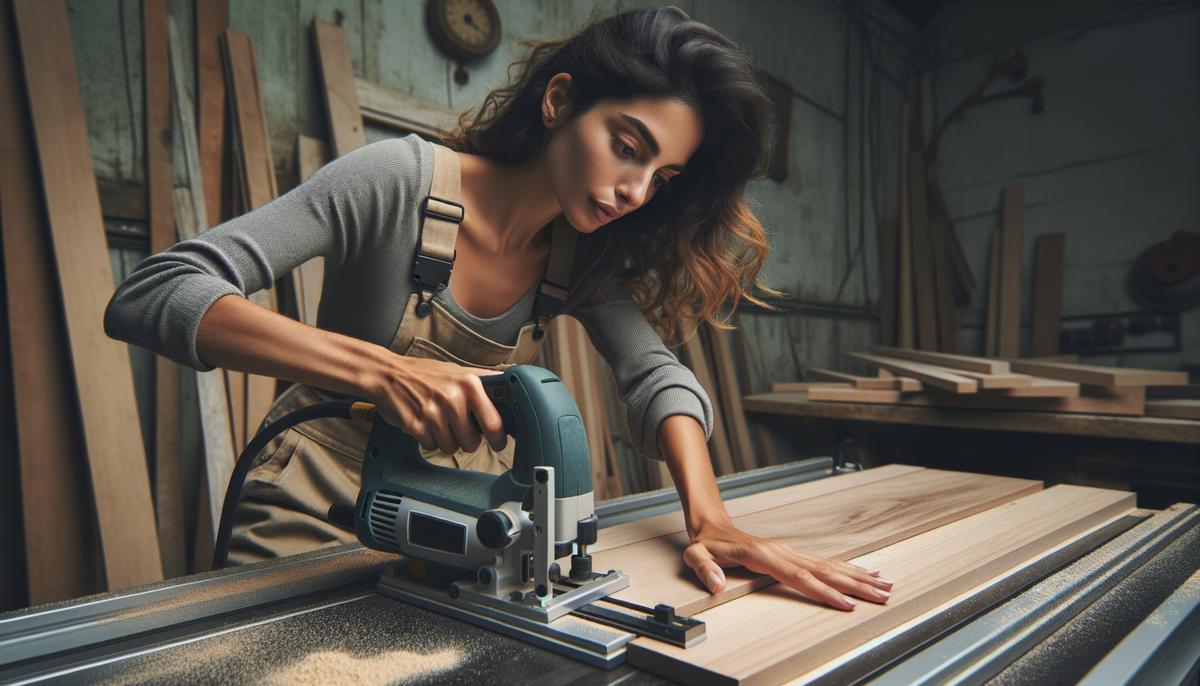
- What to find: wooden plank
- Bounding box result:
[997,183,1024,358]
[929,209,961,352]
[847,352,978,393]
[808,369,897,390]
[707,325,757,472]
[295,134,330,326]
[868,345,1010,375]
[743,392,1200,444]
[1030,232,1066,357]
[627,484,1135,685]
[144,0,186,580]
[984,230,1001,356]
[908,153,938,351]
[897,107,914,348]
[953,369,1034,390]
[902,384,1143,416]
[195,0,228,227]
[596,468,1043,616]
[807,386,902,403]
[878,369,922,392]
[771,382,852,392]
[1145,400,1200,421]
[355,77,458,140]
[1008,359,1189,387]
[994,375,1079,397]
[312,19,365,157]
[12,0,162,589]
[877,220,898,346]
[0,4,94,603]
[680,332,736,476]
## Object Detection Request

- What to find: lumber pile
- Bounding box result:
[780,347,1191,419]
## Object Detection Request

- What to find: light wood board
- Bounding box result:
[313,19,365,157]
[902,384,1143,416]
[868,346,1009,375]
[680,331,736,476]
[295,134,330,326]
[355,77,458,139]
[195,0,228,226]
[12,0,163,589]
[808,369,897,390]
[1008,359,1188,388]
[707,325,757,472]
[627,484,1135,685]
[0,4,94,603]
[594,467,1042,615]
[807,386,903,403]
[847,352,977,393]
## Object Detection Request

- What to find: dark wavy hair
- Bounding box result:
[443,6,779,343]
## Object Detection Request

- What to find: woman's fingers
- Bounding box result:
[465,375,508,452]
[682,543,727,594]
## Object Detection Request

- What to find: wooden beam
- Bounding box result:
[848,352,978,393]
[984,230,1001,356]
[12,0,162,589]
[997,183,1024,358]
[877,220,898,346]
[355,77,458,140]
[995,375,1079,397]
[904,384,1142,416]
[953,369,1035,390]
[195,0,228,226]
[908,153,938,351]
[0,4,94,603]
[294,135,330,326]
[1008,359,1188,387]
[627,485,1134,685]
[809,368,899,390]
[929,211,961,352]
[1030,232,1065,358]
[897,107,914,348]
[144,0,186,580]
[596,468,1043,616]
[868,345,1009,375]
[312,19,365,157]
[807,386,903,403]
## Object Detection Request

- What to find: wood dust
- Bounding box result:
[265,648,460,685]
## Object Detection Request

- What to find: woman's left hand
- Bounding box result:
[682,518,894,611]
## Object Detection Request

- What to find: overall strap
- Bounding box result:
[412,144,464,317]
[532,216,578,340]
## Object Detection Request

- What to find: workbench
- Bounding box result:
[2,460,1198,685]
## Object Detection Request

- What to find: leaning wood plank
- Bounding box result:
[627,484,1134,686]
[902,384,1143,416]
[897,107,914,348]
[593,465,924,554]
[808,369,897,390]
[848,352,978,393]
[929,209,961,352]
[1030,232,1065,357]
[195,0,228,226]
[169,18,237,569]
[144,0,186,579]
[868,345,1010,375]
[295,134,330,326]
[1144,400,1200,421]
[596,468,1042,616]
[1007,359,1188,387]
[877,219,898,346]
[807,387,902,403]
[0,7,93,603]
[984,230,1001,356]
[997,183,1024,358]
[355,77,458,140]
[708,325,757,472]
[680,332,736,476]
[313,19,365,157]
[908,153,938,351]
[12,0,163,589]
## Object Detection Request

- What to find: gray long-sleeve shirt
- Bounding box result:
[104,134,712,459]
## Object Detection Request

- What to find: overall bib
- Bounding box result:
[228,144,577,565]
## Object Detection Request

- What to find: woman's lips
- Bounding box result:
[592,199,617,223]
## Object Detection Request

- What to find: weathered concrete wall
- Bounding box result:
[925,0,1199,370]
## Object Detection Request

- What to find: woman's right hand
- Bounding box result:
[369,355,508,456]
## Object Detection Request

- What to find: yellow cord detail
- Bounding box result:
[350,402,377,423]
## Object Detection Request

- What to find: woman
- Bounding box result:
[106,6,891,610]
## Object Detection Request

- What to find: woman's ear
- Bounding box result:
[541,72,574,129]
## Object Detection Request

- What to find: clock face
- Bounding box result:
[429,0,501,60]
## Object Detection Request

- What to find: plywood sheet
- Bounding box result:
[627,485,1134,686]
[595,468,1042,615]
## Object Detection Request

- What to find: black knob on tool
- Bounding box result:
[477,510,517,549]
[569,553,593,581]
[576,515,598,545]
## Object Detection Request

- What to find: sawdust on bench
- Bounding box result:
[265,648,460,686]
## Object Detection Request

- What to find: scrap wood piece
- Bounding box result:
[627,485,1135,685]
[0,6,94,603]
[848,352,978,393]
[313,18,365,157]
[997,183,1024,358]
[807,386,902,403]
[903,384,1143,416]
[1144,400,1200,421]
[869,345,1009,375]
[706,324,757,472]
[592,465,923,554]
[808,368,897,390]
[12,0,162,589]
[596,468,1043,616]
[1008,359,1188,387]
[144,0,186,579]
[1030,232,1065,357]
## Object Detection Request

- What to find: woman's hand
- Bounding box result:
[682,518,893,611]
[369,355,507,456]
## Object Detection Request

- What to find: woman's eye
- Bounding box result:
[615,139,636,159]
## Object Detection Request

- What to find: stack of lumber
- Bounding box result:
[585,464,1140,685]
[776,347,1191,419]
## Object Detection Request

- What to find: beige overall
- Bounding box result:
[228,144,577,565]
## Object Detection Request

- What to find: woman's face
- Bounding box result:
[543,77,703,233]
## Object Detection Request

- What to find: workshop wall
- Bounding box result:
[63,0,913,400]
[923,0,1199,370]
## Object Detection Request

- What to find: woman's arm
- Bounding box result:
[658,415,894,611]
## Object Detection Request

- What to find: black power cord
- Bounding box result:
[211,399,376,569]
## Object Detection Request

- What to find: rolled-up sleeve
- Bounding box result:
[568,279,713,460]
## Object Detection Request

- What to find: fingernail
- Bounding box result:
[877,590,891,599]
[705,572,724,593]
[870,570,881,576]
[878,577,894,585]
[843,596,858,607]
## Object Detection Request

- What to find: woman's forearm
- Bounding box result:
[659,415,732,535]
[195,293,393,399]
